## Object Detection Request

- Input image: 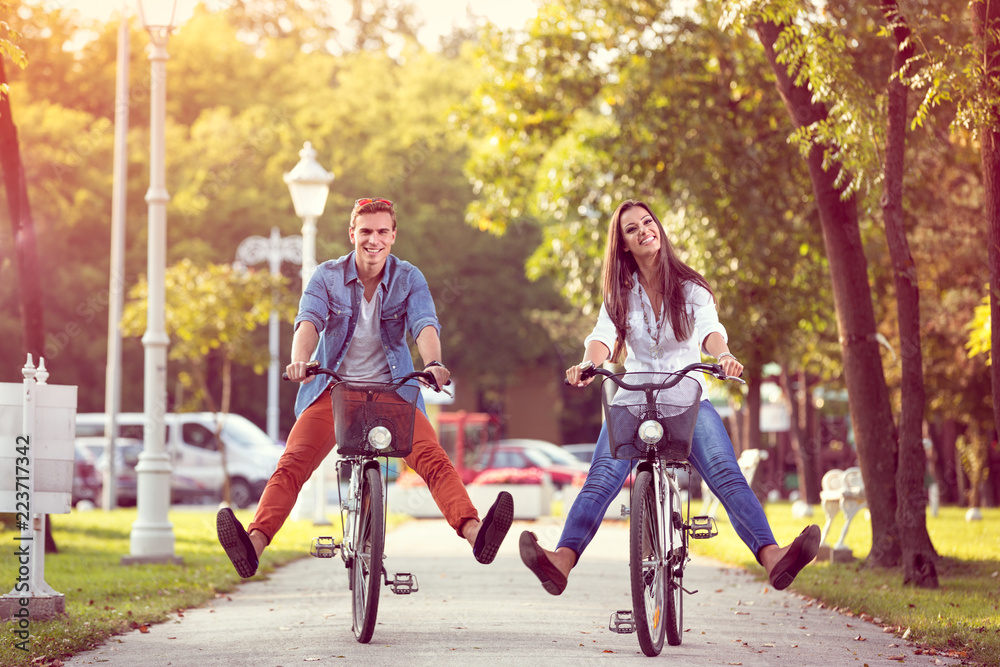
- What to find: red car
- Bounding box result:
[472,438,590,489]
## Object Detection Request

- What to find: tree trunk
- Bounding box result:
[0,59,57,554]
[755,20,902,568]
[879,0,938,588]
[972,1,1000,441]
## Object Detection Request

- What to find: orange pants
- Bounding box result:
[249,389,479,542]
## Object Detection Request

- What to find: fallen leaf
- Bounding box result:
[762,643,775,647]
[888,655,905,661]
[853,635,866,641]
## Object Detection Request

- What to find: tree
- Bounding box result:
[876,0,936,586]
[970,0,1000,452]
[719,0,919,570]
[463,0,836,485]
[120,259,295,504]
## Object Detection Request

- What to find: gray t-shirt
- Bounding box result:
[338,289,393,383]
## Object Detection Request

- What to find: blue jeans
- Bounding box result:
[558,400,776,562]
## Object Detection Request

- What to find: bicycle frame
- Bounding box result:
[290,363,439,643]
[579,362,738,655]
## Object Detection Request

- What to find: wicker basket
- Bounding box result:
[602,372,702,461]
[330,381,419,458]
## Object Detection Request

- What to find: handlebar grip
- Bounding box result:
[282,360,322,382]
[564,360,597,385]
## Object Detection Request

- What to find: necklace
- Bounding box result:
[641,288,666,360]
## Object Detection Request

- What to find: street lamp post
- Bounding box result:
[126,0,181,564]
[234,228,303,442]
[283,142,334,287]
[283,141,333,523]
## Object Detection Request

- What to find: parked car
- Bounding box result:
[563,443,597,464]
[71,440,104,507]
[75,436,143,506]
[473,438,590,489]
[555,441,693,490]
[75,413,283,508]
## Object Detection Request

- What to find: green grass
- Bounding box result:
[0,507,370,666]
[689,502,1000,666]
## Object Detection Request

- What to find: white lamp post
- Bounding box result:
[283,142,333,523]
[234,228,303,442]
[126,0,181,564]
[283,142,334,288]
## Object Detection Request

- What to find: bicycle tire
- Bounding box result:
[351,466,384,643]
[630,469,666,656]
[664,473,685,646]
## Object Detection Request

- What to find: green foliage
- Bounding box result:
[464,0,837,385]
[0,2,26,71]
[966,290,992,363]
[1,2,567,435]
[120,259,295,409]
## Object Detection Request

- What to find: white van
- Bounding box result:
[75,412,282,508]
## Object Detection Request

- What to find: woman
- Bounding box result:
[520,199,819,594]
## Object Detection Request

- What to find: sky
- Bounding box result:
[51,0,540,47]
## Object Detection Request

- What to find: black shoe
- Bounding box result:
[217,508,259,578]
[473,491,514,564]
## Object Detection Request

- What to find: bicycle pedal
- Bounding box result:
[310,536,339,558]
[620,504,630,517]
[389,572,419,595]
[689,515,719,539]
[609,609,635,634]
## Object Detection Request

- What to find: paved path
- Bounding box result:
[65,518,946,666]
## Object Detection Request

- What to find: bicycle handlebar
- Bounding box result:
[567,361,745,390]
[282,361,452,394]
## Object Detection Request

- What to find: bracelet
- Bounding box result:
[717,352,737,363]
[424,360,445,370]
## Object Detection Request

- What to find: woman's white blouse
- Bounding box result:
[584,275,727,396]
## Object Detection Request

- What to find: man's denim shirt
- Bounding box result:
[293,252,440,418]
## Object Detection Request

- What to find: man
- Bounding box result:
[217,197,513,577]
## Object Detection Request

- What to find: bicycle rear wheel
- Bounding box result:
[351,466,384,643]
[630,469,665,656]
[664,474,685,646]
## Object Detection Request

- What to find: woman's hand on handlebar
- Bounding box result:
[284,360,315,384]
[717,355,744,379]
[566,360,597,388]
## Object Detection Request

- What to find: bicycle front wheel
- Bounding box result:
[630,469,665,656]
[664,474,685,646]
[351,466,384,643]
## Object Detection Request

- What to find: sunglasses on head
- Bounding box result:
[355,197,393,207]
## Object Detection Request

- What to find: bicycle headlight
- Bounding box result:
[367,426,392,451]
[638,420,664,446]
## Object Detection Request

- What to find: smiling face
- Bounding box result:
[350,210,396,273]
[618,204,660,260]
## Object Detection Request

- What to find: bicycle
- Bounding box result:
[576,361,744,656]
[284,361,447,643]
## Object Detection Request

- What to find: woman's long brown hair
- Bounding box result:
[602,200,714,363]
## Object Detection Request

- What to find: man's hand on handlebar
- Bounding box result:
[284,360,316,384]
[566,360,597,388]
[422,365,451,392]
